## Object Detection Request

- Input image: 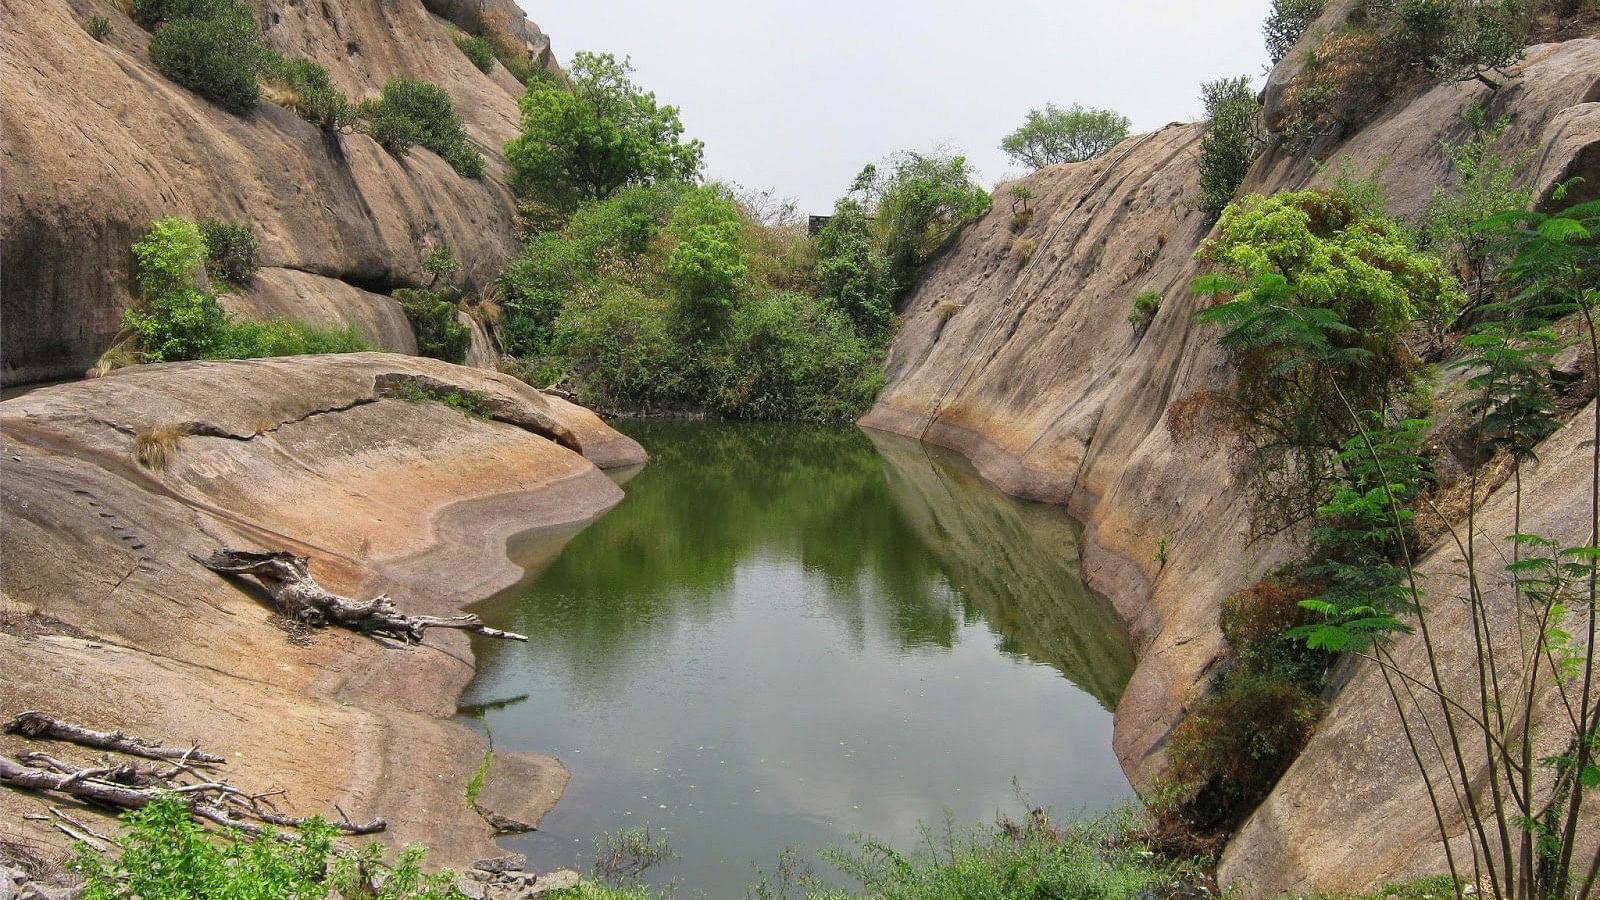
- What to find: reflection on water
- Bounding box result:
[464,421,1135,896]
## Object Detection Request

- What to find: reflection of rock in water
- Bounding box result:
[866,428,1136,709]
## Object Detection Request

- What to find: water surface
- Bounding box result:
[463,421,1135,895]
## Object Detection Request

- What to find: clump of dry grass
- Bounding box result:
[1010,208,1035,232]
[1011,237,1038,263]
[133,425,188,471]
[89,340,140,379]
[1413,448,1515,549]
[935,300,965,323]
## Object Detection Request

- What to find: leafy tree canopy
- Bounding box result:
[505,52,704,214]
[1000,103,1131,170]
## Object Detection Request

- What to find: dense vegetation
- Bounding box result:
[497,56,989,421]
[116,217,373,365]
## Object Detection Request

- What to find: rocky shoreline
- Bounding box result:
[0,354,645,874]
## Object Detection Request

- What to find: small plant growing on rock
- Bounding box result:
[261,55,353,130]
[133,424,188,471]
[453,32,496,73]
[423,243,461,288]
[198,218,258,286]
[357,79,483,179]
[85,15,113,40]
[1010,236,1038,264]
[1196,77,1263,223]
[146,0,269,114]
[1128,290,1161,333]
[394,289,472,363]
[1009,185,1035,232]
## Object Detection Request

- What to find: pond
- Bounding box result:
[461,421,1137,896]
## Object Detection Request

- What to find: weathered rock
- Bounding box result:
[472,853,529,875]
[864,37,1600,895]
[0,0,552,384]
[0,354,645,868]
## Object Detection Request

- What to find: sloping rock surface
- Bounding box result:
[863,38,1600,894]
[0,353,645,868]
[0,0,558,384]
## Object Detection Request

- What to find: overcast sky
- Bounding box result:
[519,0,1275,213]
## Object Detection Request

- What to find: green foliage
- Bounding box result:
[216,317,376,358]
[1196,77,1262,224]
[125,217,227,361]
[814,198,892,334]
[866,152,992,294]
[812,809,1167,900]
[666,188,748,331]
[1128,290,1161,333]
[147,0,268,114]
[506,51,704,214]
[1264,0,1326,62]
[392,380,494,419]
[132,0,239,29]
[549,282,687,413]
[86,15,113,40]
[423,243,461,286]
[70,796,462,899]
[1000,103,1131,170]
[199,218,259,286]
[593,827,673,883]
[1192,188,1461,532]
[709,291,885,421]
[1364,0,1528,84]
[263,56,353,130]
[359,79,483,178]
[132,216,208,299]
[453,32,497,73]
[464,748,493,807]
[1420,102,1533,305]
[395,288,471,363]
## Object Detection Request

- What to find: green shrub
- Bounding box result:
[147,1,268,114]
[198,218,258,286]
[132,0,237,29]
[1001,103,1131,170]
[814,808,1167,900]
[666,191,748,332]
[86,15,113,40]
[709,292,884,421]
[395,287,472,363]
[867,152,992,294]
[1127,290,1161,333]
[263,56,353,130]
[358,79,483,178]
[453,33,497,72]
[1196,77,1262,223]
[1264,0,1326,62]
[505,51,704,213]
[1219,574,1329,688]
[69,796,461,899]
[132,216,208,298]
[550,282,686,414]
[213,317,375,358]
[814,198,892,334]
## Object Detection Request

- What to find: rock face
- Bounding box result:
[863,38,1600,894]
[0,354,646,868]
[0,0,558,384]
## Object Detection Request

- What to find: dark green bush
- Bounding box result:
[709,292,883,421]
[199,218,259,286]
[146,1,267,114]
[866,152,992,294]
[1197,77,1262,223]
[358,79,483,178]
[263,56,353,130]
[814,198,891,334]
[453,33,497,72]
[132,0,236,29]
[86,15,113,40]
[1127,290,1161,333]
[1264,0,1326,62]
[395,287,472,363]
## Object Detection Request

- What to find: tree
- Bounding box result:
[815,198,891,333]
[869,152,992,293]
[1264,0,1326,63]
[505,52,704,214]
[1197,77,1264,223]
[1000,103,1131,170]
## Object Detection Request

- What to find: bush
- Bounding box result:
[814,198,891,334]
[395,287,472,363]
[358,79,483,178]
[1001,103,1131,170]
[1264,0,1326,62]
[867,152,992,294]
[666,190,748,332]
[199,218,258,286]
[1220,574,1329,688]
[146,1,267,114]
[69,796,461,899]
[132,0,237,29]
[262,56,352,129]
[86,15,113,40]
[1196,77,1262,223]
[505,51,704,213]
[708,292,884,421]
[550,282,686,414]
[1127,290,1161,333]
[213,317,375,358]
[453,32,497,72]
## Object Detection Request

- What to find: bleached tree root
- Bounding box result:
[0,754,385,839]
[5,711,225,764]
[191,548,528,644]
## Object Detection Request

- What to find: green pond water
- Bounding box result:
[462,421,1137,896]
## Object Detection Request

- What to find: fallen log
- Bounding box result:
[0,754,385,838]
[191,548,528,643]
[5,711,225,764]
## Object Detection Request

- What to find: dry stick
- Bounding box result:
[1553,298,1600,898]
[47,809,109,853]
[0,755,385,837]
[4,712,224,764]
[1334,382,1497,899]
[1375,643,1470,893]
[49,807,115,846]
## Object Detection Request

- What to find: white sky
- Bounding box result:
[518,1,1275,213]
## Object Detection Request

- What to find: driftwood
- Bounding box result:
[0,754,385,839]
[191,549,528,644]
[5,711,224,764]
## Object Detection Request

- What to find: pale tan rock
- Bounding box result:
[864,37,1600,894]
[0,354,645,868]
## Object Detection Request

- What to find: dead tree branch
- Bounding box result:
[191,549,528,643]
[5,711,225,764]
